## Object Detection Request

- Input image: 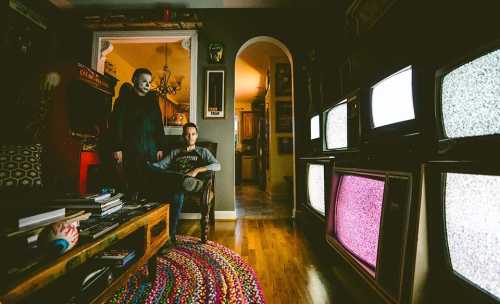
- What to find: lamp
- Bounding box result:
[155,64,181,99]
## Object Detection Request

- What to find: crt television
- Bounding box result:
[425,161,500,303]
[361,64,433,153]
[305,161,327,217]
[434,43,500,157]
[310,114,320,140]
[326,163,420,303]
[323,89,361,153]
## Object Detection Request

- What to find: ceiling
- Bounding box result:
[235,41,287,105]
[49,0,319,9]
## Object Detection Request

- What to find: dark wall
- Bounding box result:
[0,0,92,144]
[193,8,343,211]
[296,0,500,154]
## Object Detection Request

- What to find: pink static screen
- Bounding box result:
[335,174,385,271]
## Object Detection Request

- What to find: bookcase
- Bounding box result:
[0,203,169,303]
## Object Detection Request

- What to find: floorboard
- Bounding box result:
[178,184,354,304]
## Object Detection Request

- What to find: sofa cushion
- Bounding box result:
[0,144,42,188]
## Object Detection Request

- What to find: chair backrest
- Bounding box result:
[197,141,217,158]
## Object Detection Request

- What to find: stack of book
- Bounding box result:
[96,248,136,268]
[50,193,124,217]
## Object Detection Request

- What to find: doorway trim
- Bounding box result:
[91,30,198,134]
[235,36,297,218]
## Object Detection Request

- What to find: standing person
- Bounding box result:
[110,68,165,199]
[148,122,221,244]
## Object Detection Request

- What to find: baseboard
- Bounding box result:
[180,211,237,220]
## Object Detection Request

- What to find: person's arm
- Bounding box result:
[186,147,221,177]
[110,96,126,162]
[151,93,165,160]
[202,147,221,172]
[151,149,176,169]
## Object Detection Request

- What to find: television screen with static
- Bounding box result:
[325,101,348,150]
[307,163,325,215]
[371,66,415,129]
[440,48,500,139]
[335,174,385,272]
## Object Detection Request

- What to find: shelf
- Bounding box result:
[0,204,169,303]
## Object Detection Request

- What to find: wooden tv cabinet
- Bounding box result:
[0,203,169,304]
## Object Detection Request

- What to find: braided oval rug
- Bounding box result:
[108,236,265,304]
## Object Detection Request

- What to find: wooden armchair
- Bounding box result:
[182,141,217,243]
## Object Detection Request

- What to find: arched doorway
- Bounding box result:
[234,36,296,218]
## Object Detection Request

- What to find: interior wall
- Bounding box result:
[192,9,328,212]
[266,56,293,197]
[107,42,190,106]
[105,51,134,105]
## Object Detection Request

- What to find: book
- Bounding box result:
[97,248,136,267]
[50,197,123,212]
[4,210,87,238]
[97,203,123,217]
[52,193,122,205]
[79,221,119,240]
[17,208,66,228]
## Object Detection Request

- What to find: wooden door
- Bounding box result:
[241,111,255,140]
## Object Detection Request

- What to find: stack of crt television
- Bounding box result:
[304,41,500,303]
[324,63,422,303]
[423,43,500,303]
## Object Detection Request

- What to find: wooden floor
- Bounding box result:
[178,184,353,304]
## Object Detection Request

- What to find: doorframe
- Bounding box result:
[235,36,297,218]
[91,30,198,134]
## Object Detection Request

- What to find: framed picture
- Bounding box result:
[275,63,291,97]
[304,48,322,113]
[208,42,224,64]
[275,101,292,132]
[204,69,225,119]
[278,137,293,154]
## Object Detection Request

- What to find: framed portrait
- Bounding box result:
[278,137,293,154]
[204,69,225,119]
[275,101,292,132]
[208,42,224,64]
[275,63,291,97]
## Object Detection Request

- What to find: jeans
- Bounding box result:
[170,192,184,240]
[146,166,209,240]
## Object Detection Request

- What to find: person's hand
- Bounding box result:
[157,150,163,161]
[40,72,61,92]
[185,168,199,177]
[113,151,123,164]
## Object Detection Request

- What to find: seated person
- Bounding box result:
[147,122,221,244]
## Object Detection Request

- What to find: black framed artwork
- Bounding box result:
[276,101,292,132]
[204,69,225,119]
[275,63,291,97]
[278,137,293,154]
[208,42,224,64]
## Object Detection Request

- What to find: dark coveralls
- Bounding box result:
[110,84,165,197]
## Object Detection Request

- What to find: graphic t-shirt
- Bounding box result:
[171,149,204,173]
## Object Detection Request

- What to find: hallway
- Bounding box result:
[179,185,354,304]
[235,184,292,219]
